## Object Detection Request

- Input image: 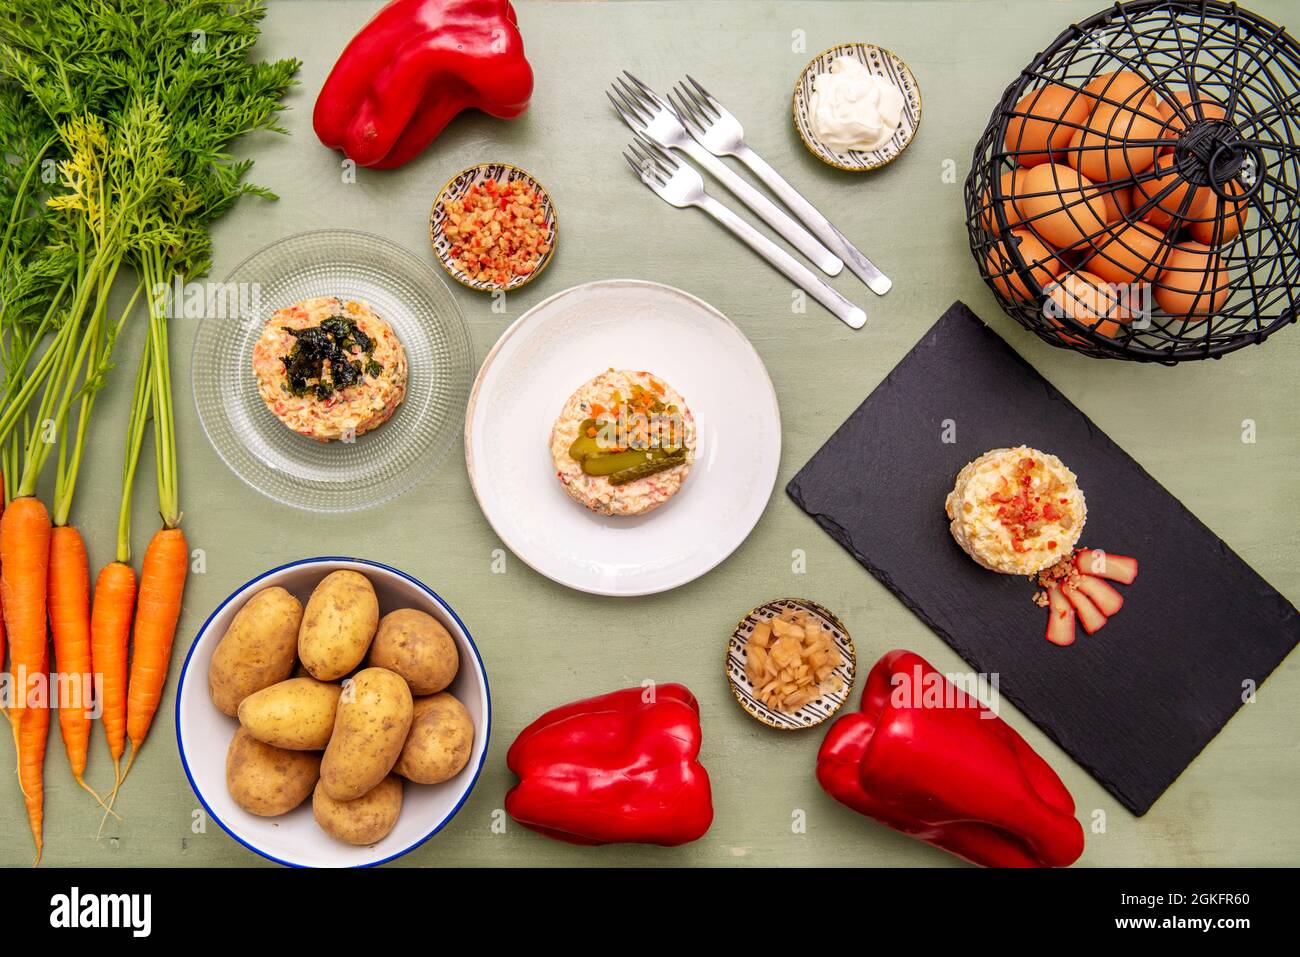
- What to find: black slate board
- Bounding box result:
[787,301,1300,815]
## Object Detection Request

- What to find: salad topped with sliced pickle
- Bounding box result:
[567,379,688,485]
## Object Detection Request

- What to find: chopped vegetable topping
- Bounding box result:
[441,178,550,285]
[988,455,1073,549]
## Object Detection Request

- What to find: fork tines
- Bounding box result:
[607,71,668,127]
[665,89,703,134]
[624,134,676,185]
[607,85,647,126]
[620,71,665,107]
[668,75,721,132]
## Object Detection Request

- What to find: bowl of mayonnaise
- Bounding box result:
[793,43,921,171]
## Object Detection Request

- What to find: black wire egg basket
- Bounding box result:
[965,0,1300,362]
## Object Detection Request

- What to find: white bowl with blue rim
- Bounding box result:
[175,557,490,867]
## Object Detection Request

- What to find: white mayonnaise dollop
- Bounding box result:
[808,56,905,153]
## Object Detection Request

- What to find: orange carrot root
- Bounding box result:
[49,527,100,797]
[125,527,187,760]
[92,558,137,834]
[1,496,52,859]
[17,675,50,865]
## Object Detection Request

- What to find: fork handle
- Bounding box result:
[697,196,866,330]
[734,144,892,296]
[682,143,844,277]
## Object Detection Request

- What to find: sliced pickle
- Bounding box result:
[608,449,687,485]
[568,435,603,461]
[582,448,665,476]
[568,419,609,462]
[568,413,686,480]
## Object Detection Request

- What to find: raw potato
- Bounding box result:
[298,570,380,681]
[395,693,475,784]
[321,667,413,801]
[312,775,403,846]
[366,608,459,695]
[208,586,303,716]
[225,726,320,817]
[238,677,343,750]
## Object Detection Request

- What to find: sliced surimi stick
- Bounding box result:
[1063,584,1108,634]
[1074,549,1138,585]
[1045,586,1077,646]
[1075,574,1123,615]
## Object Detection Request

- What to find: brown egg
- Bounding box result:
[1132,154,1209,228]
[1005,83,1093,166]
[1188,179,1249,245]
[1013,163,1110,249]
[1084,221,1168,284]
[978,169,1029,232]
[1046,269,1133,341]
[1067,101,1163,182]
[1081,71,1162,113]
[985,229,1067,299]
[1098,182,1134,223]
[1155,242,1230,321]
[1065,72,1164,181]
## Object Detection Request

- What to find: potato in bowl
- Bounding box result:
[176,558,490,868]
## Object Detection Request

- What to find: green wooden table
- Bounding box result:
[5,0,1298,868]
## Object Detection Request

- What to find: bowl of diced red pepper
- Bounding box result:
[430,163,557,292]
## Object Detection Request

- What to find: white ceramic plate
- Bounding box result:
[465,280,780,596]
[175,558,490,868]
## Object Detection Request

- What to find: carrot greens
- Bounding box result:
[0,0,299,858]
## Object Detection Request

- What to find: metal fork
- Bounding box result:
[624,136,866,330]
[609,73,843,277]
[669,76,893,296]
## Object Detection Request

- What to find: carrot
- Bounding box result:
[17,658,49,865]
[123,527,187,775]
[48,524,113,813]
[1,496,51,720]
[94,338,152,831]
[91,561,135,777]
[0,495,51,855]
[119,252,188,782]
[0,490,6,672]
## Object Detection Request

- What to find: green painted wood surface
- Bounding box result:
[3,0,1298,868]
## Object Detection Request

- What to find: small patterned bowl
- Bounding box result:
[726,597,856,731]
[792,42,922,172]
[429,163,557,292]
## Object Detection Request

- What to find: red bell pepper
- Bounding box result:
[817,650,1084,867]
[505,684,713,846]
[314,0,534,169]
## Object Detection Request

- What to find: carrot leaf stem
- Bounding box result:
[142,252,179,528]
[115,328,153,563]
[53,278,142,527]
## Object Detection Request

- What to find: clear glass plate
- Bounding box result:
[192,229,472,512]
